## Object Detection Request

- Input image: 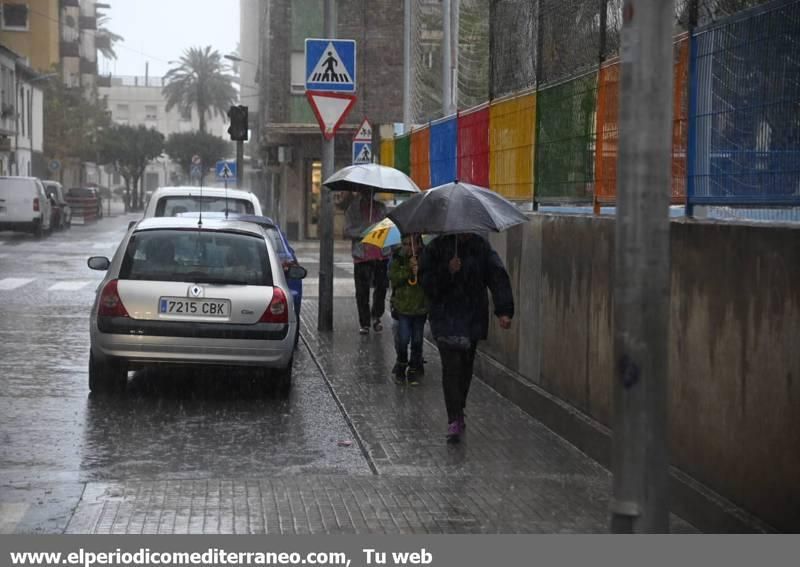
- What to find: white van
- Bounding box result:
[0,176,52,236]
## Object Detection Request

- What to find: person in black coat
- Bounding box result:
[420,232,514,442]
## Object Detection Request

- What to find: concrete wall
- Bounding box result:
[479,214,800,532]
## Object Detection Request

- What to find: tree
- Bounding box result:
[162,46,237,134]
[164,131,231,186]
[43,68,112,175]
[99,125,164,211]
[96,10,123,60]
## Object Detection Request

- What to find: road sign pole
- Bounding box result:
[611,0,674,533]
[318,0,336,332]
[236,140,244,189]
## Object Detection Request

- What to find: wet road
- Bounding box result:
[0,209,369,532]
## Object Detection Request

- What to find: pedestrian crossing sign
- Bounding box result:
[305,39,357,93]
[352,141,372,164]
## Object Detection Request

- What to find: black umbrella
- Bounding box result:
[387,181,528,237]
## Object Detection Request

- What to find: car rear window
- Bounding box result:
[155,196,254,217]
[119,229,273,286]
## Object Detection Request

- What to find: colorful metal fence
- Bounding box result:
[535,73,597,201]
[457,105,490,187]
[410,127,431,190]
[380,138,395,168]
[688,0,800,207]
[489,93,536,200]
[430,116,458,187]
[376,0,797,216]
[393,133,411,175]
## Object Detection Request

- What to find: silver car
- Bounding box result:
[87,217,306,394]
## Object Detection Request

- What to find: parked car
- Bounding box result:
[66,187,102,221]
[42,180,71,229]
[140,187,305,317]
[87,216,307,395]
[0,176,52,236]
[142,186,263,219]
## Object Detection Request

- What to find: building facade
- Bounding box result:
[254,0,404,240]
[99,75,230,192]
[15,62,45,177]
[0,0,60,74]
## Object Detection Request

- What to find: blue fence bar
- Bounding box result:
[429,115,458,187]
[688,0,800,209]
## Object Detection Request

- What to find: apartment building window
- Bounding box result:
[1,3,29,31]
[145,105,158,121]
[116,103,129,121]
[290,52,305,94]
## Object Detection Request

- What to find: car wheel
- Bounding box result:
[32,220,43,238]
[89,351,128,394]
[273,359,293,396]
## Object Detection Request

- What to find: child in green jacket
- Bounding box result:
[389,234,428,384]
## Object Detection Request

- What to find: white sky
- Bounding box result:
[98,0,240,78]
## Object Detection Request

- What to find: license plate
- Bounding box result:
[159,297,230,317]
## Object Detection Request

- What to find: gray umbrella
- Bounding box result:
[387,181,528,235]
[323,164,421,194]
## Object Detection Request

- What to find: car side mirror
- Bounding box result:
[286,265,307,280]
[87,256,110,271]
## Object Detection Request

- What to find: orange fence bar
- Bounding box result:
[410,126,431,190]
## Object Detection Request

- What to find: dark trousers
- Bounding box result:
[354,259,389,328]
[437,342,478,423]
[393,314,426,367]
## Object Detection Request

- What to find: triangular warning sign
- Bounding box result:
[307,42,353,86]
[306,91,358,140]
[354,118,372,141]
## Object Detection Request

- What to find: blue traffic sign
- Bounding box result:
[215,160,236,180]
[305,39,356,93]
[352,141,372,164]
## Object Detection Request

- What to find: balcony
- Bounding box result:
[79,58,97,74]
[96,74,111,88]
[60,0,80,7]
[78,16,96,30]
[60,41,79,58]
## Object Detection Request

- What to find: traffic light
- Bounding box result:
[227,105,248,141]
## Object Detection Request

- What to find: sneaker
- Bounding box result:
[406,366,422,385]
[392,362,407,384]
[446,420,462,443]
[359,327,369,335]
[372,319,383,332]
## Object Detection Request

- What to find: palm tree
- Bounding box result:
[162,46,237,134]
[96,11,123,60]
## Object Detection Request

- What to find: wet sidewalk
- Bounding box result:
[295,298,695,532]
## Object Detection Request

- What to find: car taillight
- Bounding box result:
[33,198,39,212]
[98,279,130,318]
[259,287,288,324]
